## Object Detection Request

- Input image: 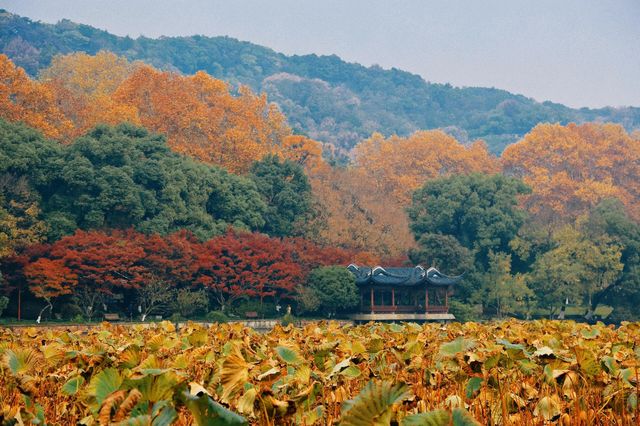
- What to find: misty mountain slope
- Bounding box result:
[1,9,638,152]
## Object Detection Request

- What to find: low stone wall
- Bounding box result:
[2,319,355,332]
[227,319,354,331]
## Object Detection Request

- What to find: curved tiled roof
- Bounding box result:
[347,264,462,286]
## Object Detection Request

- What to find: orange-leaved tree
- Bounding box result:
[39,51,140,137]
[24,257,77,323]
[502,122,640,225]
[0,54,72,139]
[113,65,290,173]
[353,130,500,205]
[309,165,414,260]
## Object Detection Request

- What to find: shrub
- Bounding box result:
[172,289,208,318]
[295,286,320,315]
[233,299,277,318]
[0,296,8,318]
[281,313,295,326]
[307,266,358,317]
[169,313,183,323]
[71,313,85,323]
[206,310,228,323]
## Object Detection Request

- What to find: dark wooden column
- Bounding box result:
[370,287,374,313]
[425,288,429,313]
[391,288,395,309]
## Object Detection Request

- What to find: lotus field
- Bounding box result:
[1,320,639,425]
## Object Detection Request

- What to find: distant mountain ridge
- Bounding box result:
[1,9,639,152]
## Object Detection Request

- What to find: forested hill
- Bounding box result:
[2,9,639,153]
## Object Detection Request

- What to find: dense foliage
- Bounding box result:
[306,266,359,317]
[1,10,639,153]
[1,320,639,424]
[1,228,365,321]
[0,120,267,240]
[0,46,640,322]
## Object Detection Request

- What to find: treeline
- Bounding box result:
[1,9,639,153]
[3,228,360,322]
[1,52,640,322]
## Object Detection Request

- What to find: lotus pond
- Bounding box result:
[1,320,639,425]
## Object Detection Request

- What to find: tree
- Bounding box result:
[284,237,357,274]
[502,123,640,225]
[527,224,623,318]
[250,155,312,237]
[408,234,474,276]
[20,229,197,319]
[582,199,640,319]
[39,51,140,137]
[24,257,76,323]
[279,135,327,174]
[113,66,289,173]
[482,251,534,318]
[172,288,209,319]
[193,230,302,311]
[408,173,530,269]
[3,123,267,240]
[0,176,47,258]
[0,295,8,318]
[136,279,174,321]
[0,55,72,139]
[353,131,500,206]
[306,266,358,317]
[408,233,477,303]
[309,165,414,259]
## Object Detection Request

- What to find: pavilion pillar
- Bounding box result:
[370,287,374,313]
[425,288,429,313]
[391,288,395,309]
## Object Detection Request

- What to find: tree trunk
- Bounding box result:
[37,300,53,324]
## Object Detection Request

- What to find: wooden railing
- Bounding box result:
[369,305,449,314]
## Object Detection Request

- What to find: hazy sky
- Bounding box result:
[1,0,638,108]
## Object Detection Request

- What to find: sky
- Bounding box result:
[1,0,638,108]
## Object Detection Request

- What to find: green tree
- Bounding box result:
[407,173,529,310]
[306,266,358,318]
[0,120,50,257]
[0,295,8,318]
[0,121,268,240]
[583,199,640,320]
[408,233,478,303]
[408,173,530,269]
[250,155,312,237]
[482,251,534,318]
[528,224,623,318]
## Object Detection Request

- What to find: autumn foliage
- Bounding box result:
[113,66,290,173]
[0,54,72,139]
[6,228,360,315]
[502,122,640,225]
[3,52,640,322]
[353,130,500,205]
[39,51,140,137]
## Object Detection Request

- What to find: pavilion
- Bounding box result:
[347,264,462,322]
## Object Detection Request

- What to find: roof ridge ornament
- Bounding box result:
[371,266,387,276]
[346,264,464,287]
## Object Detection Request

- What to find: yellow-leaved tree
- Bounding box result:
[39,51,140,137]
[113,66,290,173]
[353,130,500,206]
[502,123,640,225]
[0,54,72,139]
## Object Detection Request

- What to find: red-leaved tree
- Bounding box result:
[193,230,302,311]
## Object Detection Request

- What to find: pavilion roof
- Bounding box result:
[347,265,462,287]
